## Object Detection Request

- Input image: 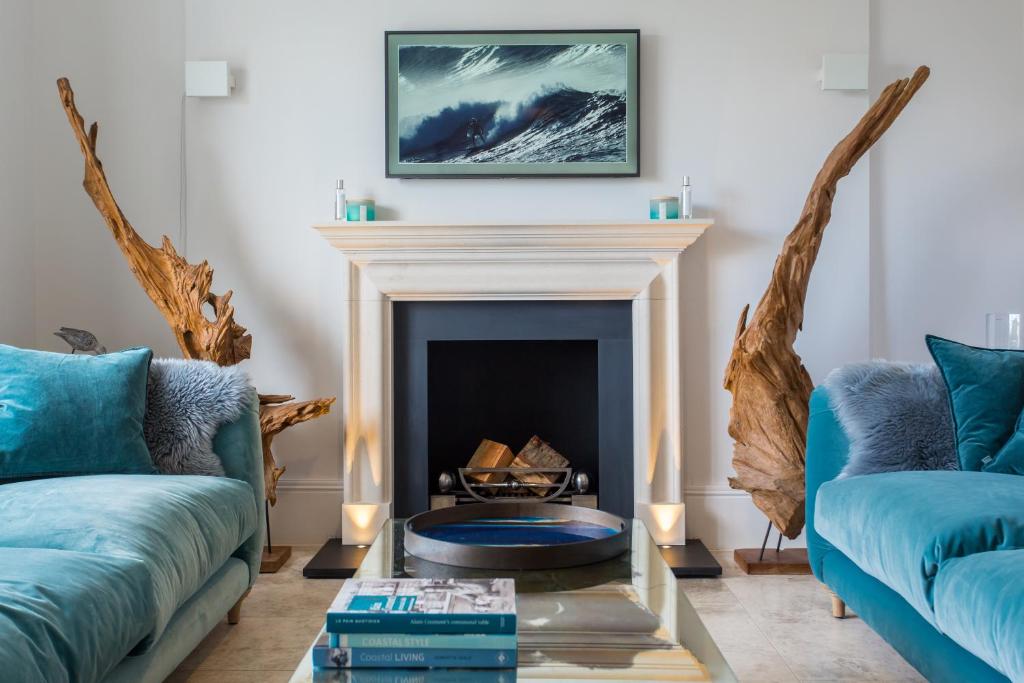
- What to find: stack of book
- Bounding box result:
[314,577,517,672]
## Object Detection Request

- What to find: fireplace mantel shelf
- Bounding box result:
[314,219,713,253]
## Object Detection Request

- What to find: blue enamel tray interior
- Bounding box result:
[415,516,619,546]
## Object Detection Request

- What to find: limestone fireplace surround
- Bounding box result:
[315,219,712,546]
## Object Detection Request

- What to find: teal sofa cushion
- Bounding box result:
[927,335,1024,474]
[0,474,258,646]
[814,470,1024,624]
[0,547,155,683]
[103,559,250,683]
[822,551,1006,683]
[934,549,1024,681]
[0,345,154,481]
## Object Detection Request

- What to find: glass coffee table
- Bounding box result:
[290,519,735,682]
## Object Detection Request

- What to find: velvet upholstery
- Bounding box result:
[0,474,257,647]
[0,548,155,683]
[0,368,264,683]
[213,389,266,584]
[815,470,1024,625]
[806,385,1011,682]
[822,552,1006,683]
[927,334,1024,474]
[0,345,154,481]
[934,550,1024,682]
[806,387,849,579]
[104,559,250,683]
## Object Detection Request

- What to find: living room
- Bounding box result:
[1,1,1022,682]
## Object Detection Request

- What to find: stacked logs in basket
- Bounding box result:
[466,436,568,496]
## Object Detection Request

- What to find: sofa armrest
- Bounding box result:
[211,389,265,585]
[805,385,851,580]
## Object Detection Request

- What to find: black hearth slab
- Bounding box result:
[303,539,369,579]
[305,536,721,578]
[659,539,723,578]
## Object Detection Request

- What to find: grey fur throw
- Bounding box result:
[822,361,958,478]
[144,358,252,476]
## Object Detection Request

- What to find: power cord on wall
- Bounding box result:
[178,93,188,258]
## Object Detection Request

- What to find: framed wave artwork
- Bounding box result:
[385,30,640,178]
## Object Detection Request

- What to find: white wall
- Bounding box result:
[20,1,1024,548]
[183,0,871,546]
[0,0,34,347]
[869,0,1024,360]
[29,0,184,357]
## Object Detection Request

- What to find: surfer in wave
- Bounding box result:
[466,117,486,149]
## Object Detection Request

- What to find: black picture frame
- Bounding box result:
[385,30,641,179]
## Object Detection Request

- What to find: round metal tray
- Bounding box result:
[403,502,629,570]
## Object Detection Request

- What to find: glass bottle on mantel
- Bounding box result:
[334,179,346,221]
[680,176,693,219]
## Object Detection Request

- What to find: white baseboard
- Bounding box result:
[274,477,343,492]
[683,485,747,498]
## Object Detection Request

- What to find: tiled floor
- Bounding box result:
[169,547,924,682]
[691,552,924,682]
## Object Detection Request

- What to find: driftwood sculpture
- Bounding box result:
[724,66,930,538]
[57,78,334,505]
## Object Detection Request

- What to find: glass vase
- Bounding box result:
[986,313,1023,349]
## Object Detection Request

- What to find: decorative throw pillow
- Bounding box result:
[823,360,958,477]
[927,334,1024,474]
[0,344,154,481]
[144,358,253,476]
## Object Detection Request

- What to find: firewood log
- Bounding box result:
[511,436,569,495]
[465,439,514,483]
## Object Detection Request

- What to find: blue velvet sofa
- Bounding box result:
[0,392,265,683]
[807,386,1024,683]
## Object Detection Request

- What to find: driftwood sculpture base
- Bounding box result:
[723,67,930,538]
[259,545,292,574]
[733,548,811,576]
[57,78,334,505]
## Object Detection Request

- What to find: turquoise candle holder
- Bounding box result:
[649,196,680,220]
[345,199,376,222]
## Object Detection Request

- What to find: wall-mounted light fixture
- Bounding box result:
[342,503,389,545]
[639,502,686,546]
[185,61,235,97]
[820,54,868,91]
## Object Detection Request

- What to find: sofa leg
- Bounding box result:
[228,589,250,625]
[830,592,846,619]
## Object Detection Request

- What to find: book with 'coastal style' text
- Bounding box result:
[313,633,516,669]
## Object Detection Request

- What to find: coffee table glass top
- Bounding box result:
[290,519,735,682]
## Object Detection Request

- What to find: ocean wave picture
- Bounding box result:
[386,32,639,177]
